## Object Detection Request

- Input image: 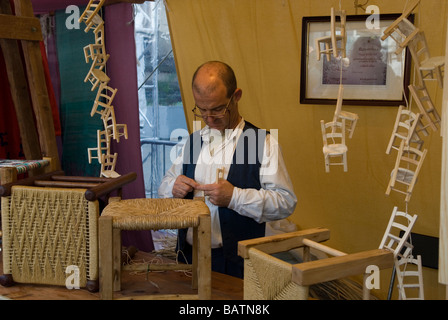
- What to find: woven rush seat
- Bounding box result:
[100,198,206,230]
[99,198,211,300]
[1,185,99,290]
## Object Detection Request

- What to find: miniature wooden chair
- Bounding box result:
[87,129,111,164]
[379,206,418,259]
[386,141,427,203]
[101,107,128,143]
[408,31,445,89]
[408,84,441,132]
[381,0,420,54]
[78,0,106,32]
[321,119,348,172]
[100,153,120,178]
[0,170,136,291]
[386,105,424,155]
[332,84,359,139]
[83,43,109,64]
[238,228,394,300]
[84,55,110,91]
[315,7,347,61]
[91,83,118,118]
[99,198,211,300]
[395,254,424,300]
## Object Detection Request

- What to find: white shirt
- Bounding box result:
[158,118,297,248]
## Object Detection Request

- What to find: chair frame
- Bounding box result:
[321,119,348,172]
[386,105,424,155]
[395,254,424,300]
[408,84,441,132]
[408,31,445,89]
[386,140,427,203]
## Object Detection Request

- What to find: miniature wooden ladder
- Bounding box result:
[0,0,60,169]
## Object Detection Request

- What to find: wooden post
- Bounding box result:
[0,0,41,160]
[439,5,448,299]
[99,215,114,300]
[12,0,61,170]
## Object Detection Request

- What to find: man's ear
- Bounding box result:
[234,88,243,102]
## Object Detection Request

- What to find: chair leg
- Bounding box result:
[113,228,122,292]
[99,215,114,300]
[192,225,198,290]
[197,215,211,300]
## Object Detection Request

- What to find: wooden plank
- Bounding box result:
[0,14,42,41]
[291,249,394,286]
[0,1,41,160]
[13,0,61,170]
[238,227,330,259]
[439,5,448,291]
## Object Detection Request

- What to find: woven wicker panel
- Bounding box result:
[101,198,209,230]
[243,248,309,300]
[1,186,99,287]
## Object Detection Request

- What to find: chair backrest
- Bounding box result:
[395,254,424,300]
[91,83,117,117]
[321,119,346,148]
[408,31,431,67]
[101,152,119,178]
[386,105,422,154]
[379,206,418,258]
[408,84,441,132]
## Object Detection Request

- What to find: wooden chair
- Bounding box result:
[321,119,348,172]
[379,206,418,259]
[83,43,109,64]
[332,84,359,139]
[385,105,424,155]
[99,198,211,300]
[87,129,111,164]
[381,0,420,54]
[238,228,394,300]
[91,83,118,118]
[78,0,106,32]
[315,7,346,61]
[395,254,424,300]
[101,107,128,143]
[386,141,427,203]
[408,84,441,132]
[100,153,120,178]
[84,55,110,91]
[408,31,445,89]
[0,170,136,291]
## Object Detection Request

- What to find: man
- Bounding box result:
[158,61,297,278]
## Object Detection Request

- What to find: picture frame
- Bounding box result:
[300,13,413,106]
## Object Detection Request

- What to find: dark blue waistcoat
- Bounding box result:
[179,121,267,277]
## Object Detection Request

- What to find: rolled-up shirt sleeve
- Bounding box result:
[227,133,297,223]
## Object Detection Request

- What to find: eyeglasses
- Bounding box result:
[191,93,235,119]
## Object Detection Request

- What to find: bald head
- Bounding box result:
[192,61,237,98]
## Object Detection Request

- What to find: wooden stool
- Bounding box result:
[99,198,211,300]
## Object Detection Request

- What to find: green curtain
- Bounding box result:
[55,9,102,177]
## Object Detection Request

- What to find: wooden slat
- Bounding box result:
[292,249,394,286]
[238,227,330,259]
[33,180,100,188]
[0,14,42,41]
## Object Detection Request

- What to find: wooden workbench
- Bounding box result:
[0,250,243,300]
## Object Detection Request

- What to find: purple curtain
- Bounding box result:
[104,3,154,252]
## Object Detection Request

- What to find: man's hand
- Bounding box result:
[172,175,199,198]
[196,180,234,207]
